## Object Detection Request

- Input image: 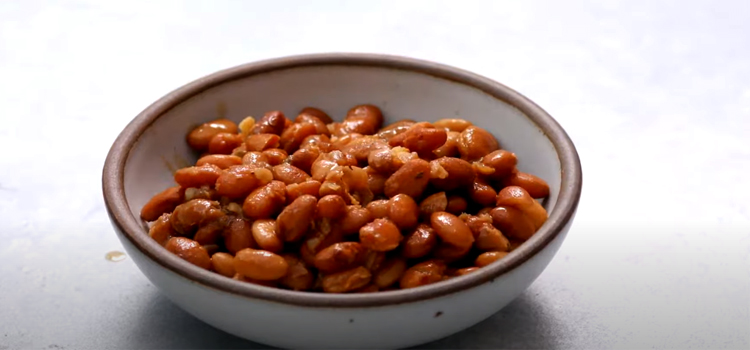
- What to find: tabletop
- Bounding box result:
[1,0,748,349]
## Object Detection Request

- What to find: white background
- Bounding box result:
[0,0,748,348]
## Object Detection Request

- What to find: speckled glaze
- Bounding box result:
[102,53,582,349]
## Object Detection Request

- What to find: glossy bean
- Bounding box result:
[234,248,289,280]
[165,237,211,270]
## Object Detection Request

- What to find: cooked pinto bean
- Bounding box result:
[383,159,431,198]
[298,107,333,124]
[251,110,287,135]
[321,266,372,293]
[208,133,244,155]
[317,194,347,219]
[187,119,238,152]
[220,216,254,252]
[234,248,289,280]
[215,165,273,199]
[430,212,474,250]
[400,260,446,289]
[475,251,508,267]
[481,150,517,180]
[457,126,499,161]
[495,186,548,230]
[503,170,550,199]
[401,224,438,259]
[165,237,211,269]
[141,186,184,222]
[277,194,317,242]
[196,154,243,169]
[174,164,222,188]
[388,194,419,230]
[314,242,366,274]
[359,218,402,252]
[279,254,314,291]
[242,181,287,219]
[251,219,284,253]
[211,252,236,277]
[170,199,224,235]
[148,213,175,246]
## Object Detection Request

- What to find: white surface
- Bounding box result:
[116,60,572,349]
[0,0,748,349]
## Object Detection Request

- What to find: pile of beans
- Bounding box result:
[140,104,550,293]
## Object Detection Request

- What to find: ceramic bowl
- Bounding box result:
[102,53,582,349]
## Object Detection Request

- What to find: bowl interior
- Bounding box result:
[124,65,561,223]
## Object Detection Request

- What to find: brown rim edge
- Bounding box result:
[102,52,582,308]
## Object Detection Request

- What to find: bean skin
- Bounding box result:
[384,159,431,198]
[365,166,387,196]
[148,213,175,246]
[141,186,184,222]
[241,151,271,169]
[208,133,244,155]
[215,165,273,199]
[196,154,243,169]
[170,199,224,235]
[279,254,315,291]
[503,171,550,199]
[373,257,408,289]
[251,111,287,135]
[418,192,448,219]
[475,251,508,267]
[277,194,317,242]
[453,267,479,276]
[242,181,287,219]
[445,196,468,214]
[251,219,284,253]
[429,157,476,191]
[233,248,289,281]
[174,164,222,188]
[187,119,239,152]
[432,242,472,262]
[366,199,390,219]
[321,266,372,293]
[193,219,226,245]
[223,217,256,254]
[388,194,419,230]
[400,126,447,158]
[211,252,236,277]
[280,122,319,153]
[495,186,548,230]
[363,250,386,272]
[434,118,472,132]
[399,260,446,289]
[489,206,536,240]
[165,237,211,270]
[430,212,474,250]
[317,194,347,219]
[338,205,373,235]
[469,179,497,207]
[272,163,310,185]
[401,224,438,259]
[457,126,499,161]
[359,219,402,252]
[285,180,322,203]
[481,150,517,180]
[299,107,334,124]
[262,148,288,166]
[313,242,366,274]
[245,133,280,152]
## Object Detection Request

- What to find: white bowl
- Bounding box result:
[102,53,582,349]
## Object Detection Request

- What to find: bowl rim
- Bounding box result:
[102,52,582,308]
